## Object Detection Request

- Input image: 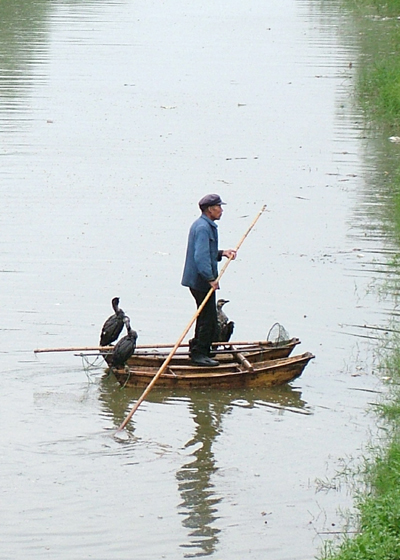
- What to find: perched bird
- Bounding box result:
[110,316,138,368]
[216,299,235,342]
[99,297,125,346]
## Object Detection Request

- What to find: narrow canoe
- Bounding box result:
[110,351,314,389]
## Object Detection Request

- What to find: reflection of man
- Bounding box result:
[181,194,236,367]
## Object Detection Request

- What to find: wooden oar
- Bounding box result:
[116,204,266,432]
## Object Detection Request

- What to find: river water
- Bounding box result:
[0,1,395,559]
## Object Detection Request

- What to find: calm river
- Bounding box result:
[0,1,394,559]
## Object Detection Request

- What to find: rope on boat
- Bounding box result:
[80,353,104,372]
[120,368,132,389]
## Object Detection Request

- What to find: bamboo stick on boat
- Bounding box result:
[75,347,254,358]
[33,340,272,354]
[229,345,254,372]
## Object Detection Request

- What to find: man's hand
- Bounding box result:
[209,279,220,290]
[222,249,237,260]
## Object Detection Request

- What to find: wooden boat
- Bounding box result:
[109,351,314,389]
[101,337,301,368]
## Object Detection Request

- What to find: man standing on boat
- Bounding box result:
[182,194,236,367]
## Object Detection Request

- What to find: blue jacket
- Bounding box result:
[181,214,222,292]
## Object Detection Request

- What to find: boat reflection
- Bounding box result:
[98,374,310,556]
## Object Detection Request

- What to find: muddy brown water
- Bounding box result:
[0,1,395,559]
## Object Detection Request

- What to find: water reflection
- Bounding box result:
[97,371,139,436]
[0,0,112,127]
[0,0,50,117]
[177,397,223,558]
[98,374,309,556]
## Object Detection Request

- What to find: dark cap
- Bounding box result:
[198,193,226,210]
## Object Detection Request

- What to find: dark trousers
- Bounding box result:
[189,288,217,357]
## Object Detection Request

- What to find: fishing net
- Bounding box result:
[266,323,290,346]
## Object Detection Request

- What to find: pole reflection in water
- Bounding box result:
[97,371,139,438]
[177,386,310,557]
[177,397,224,558]
[97,373,310,557]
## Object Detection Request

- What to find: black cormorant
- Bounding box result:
[216,299,234,342]
[99,297,125,346]
[110,316,138,368]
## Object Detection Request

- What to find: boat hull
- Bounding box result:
[111,351,314,389]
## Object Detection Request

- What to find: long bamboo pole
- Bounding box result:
[116,204,266,432]
[34,340,270,354]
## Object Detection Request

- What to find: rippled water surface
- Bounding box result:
[0,1,394,559]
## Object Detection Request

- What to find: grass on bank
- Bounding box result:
[343,0,400,128]
[348,0,400,230]
[322,343,400,560]
[321,340,400,560]
[348,0,400,16]
[320,1,400,559]
[360,59,400,127]
[322,379,400,560]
